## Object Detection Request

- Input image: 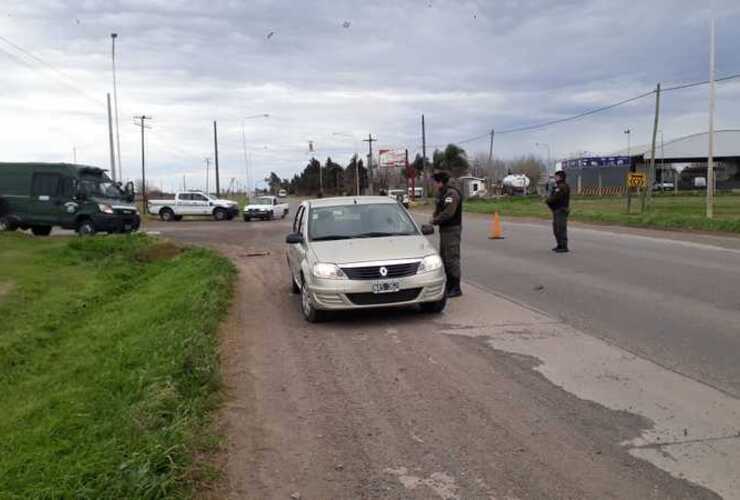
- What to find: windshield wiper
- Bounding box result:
[311,235,355,241]
[353,231,415,238]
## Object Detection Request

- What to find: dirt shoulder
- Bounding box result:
[188,225,716,499]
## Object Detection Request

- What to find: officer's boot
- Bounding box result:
[447,278,463,298]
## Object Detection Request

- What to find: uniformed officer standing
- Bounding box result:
[431,171,463,298]
[546,170,571,253]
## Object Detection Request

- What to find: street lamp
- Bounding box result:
[332,131,361,195]
[111,33,122,181]
[241,114,270,195]
[535,142,552,174]
[624,129,632,157]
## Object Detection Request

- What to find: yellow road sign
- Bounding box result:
[628,172,647,189]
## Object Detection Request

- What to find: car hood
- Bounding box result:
[310,235,435,265]
[244,203,272,210]
[91,197,137,210]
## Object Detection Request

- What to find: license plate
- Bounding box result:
[372,281,400,294]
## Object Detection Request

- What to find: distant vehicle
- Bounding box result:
[147,191,239,221]
[0,162,139,236]
[653,182,675,192]
[693,177,707,189]
[278,189,288,198]
[387,189,410,208]
[285,196,446,322]
[408,186,424,199]
[244,195,289,221]
[502,174,531,195]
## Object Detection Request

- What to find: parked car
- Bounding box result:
[244,195,289,221]
[0,162,139,236]
[653,182,675,191]
[278,189,288,198]
[285,196,446,322]
[387,189,410,208]
[147,191,239,221]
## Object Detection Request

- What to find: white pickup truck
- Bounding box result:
[243,195,289,221]
[147,191,240,221]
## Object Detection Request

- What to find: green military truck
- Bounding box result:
[0,162,140,236]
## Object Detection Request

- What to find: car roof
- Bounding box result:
[307,196,397,208]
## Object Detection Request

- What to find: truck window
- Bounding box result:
[179,193,191,201]
[31,173,61,197]
[192,194,208,202]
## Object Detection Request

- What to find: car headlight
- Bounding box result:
[312,263,347,280]
[417,254,443,274]
[97,203,114,215]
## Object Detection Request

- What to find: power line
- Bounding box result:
[431,72,740,149]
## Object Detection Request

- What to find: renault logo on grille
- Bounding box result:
[379,266,388,277]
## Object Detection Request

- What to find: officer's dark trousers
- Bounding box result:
[552,208,569,249]
[439,226,461,284]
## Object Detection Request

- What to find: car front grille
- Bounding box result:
[346,288,422,306]
[341,262,420,280]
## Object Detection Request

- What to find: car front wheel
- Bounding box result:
[213,208,227,221]
[76,219,96,236]
[300,280,325,323]
[420,295,447,314]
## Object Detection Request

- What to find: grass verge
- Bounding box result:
[0,233,236,499]
[465,193,740,234]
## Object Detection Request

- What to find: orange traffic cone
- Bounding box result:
[489,211,504,239]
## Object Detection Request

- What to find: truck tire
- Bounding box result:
[76,219,96,236]
[160,208,175,222]
[0,215,18,232]
[213,208,227,221]
[31,225,52,236]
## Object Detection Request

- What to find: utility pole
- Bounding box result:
[205,158,211,193]
[363,133,377,195]
[707,14,716,219]
[422,114,427,197]
[625,128,632,213]
[213,121,221,196]
[647,82,661,207]
[111,33,122,181]
[488,129,495,180]
[134,115,152,210]
[73,146,77,164]
[106,93,116,180]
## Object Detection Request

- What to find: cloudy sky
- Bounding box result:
[2,0,740,191]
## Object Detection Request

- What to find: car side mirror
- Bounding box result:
[421,224,434,235]
[123,181,135,203]
[286,233,304,244]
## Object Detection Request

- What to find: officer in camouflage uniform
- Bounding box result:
[431,171,463,298]
[546,170,571,253]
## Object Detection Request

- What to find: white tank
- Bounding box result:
[502,174,531,194]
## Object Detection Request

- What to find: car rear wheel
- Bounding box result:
[420,295,447,314]
[300,279,325,323]
[30,225,52,236]
[160,208,175,222]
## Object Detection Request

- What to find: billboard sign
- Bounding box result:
[561,156,632,170]
[378,149,406,168]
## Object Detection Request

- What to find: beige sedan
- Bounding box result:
[286,196,447,322]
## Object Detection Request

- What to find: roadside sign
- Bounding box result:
[628,172,647,189]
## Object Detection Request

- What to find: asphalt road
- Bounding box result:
[143,205,739,499]
[436,212,740,398]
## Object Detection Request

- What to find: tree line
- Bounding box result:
[265,144,547,196]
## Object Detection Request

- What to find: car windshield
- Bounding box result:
[255,197,273,205]
[80,178,124,200]
[309,203,418,241]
